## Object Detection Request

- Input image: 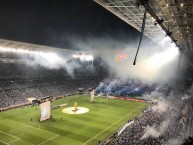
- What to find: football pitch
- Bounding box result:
[0,95,149,145]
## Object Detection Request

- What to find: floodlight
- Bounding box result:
[149,47,179,68]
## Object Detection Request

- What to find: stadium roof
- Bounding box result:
[94,0,193,55]
[0,38,94,64]
[0,38,74,53]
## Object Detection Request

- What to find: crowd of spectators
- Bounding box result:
[109,111,167,145]
[108,92,193,145]
[1,61,193,145]
[0,61,104,108]
[95,79,172,97]
[0,76,101,108]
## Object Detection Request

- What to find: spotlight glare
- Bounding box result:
[72,54,93,61]
[149,47,178,68]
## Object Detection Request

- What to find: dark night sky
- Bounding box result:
[0,0,141,49]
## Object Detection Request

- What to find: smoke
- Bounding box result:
[142,90,172,110]
[67,35,184,84]
[166,138,183,145]
[182,94,191,100]
[30,52,68,68]
[98,38,179,83]
[181,85,193,100]
[142,89,193,144]
[142,119,170,139]
[15,33,187,83]
[141,92,171,139]
[19,49,95,77]
[28,52,79,76]
[152,99,170,113]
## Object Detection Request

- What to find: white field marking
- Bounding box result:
[0,131,20,144]
[0,140,9,145]
[6,119,58,136]
[27,123,41,129]
[0,131,20,140]
[82,105,145,145]
[38,134,59,145]
[5,119,59,145]
[8,138,20,144]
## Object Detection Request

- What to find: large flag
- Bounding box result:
[40,101,51,121]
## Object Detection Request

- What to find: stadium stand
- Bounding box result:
[0,60,105,108]
[107,91,193,145]
[0,58,192,145]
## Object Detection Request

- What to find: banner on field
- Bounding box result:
[40,101,51,121]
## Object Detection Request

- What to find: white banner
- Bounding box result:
[118,120,134,135]
[40,101,51,121]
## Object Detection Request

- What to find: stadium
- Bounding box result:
[0,0,193,145]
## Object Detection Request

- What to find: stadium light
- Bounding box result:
[0,46,63,64]
[72,54,93,61]
[83,55,93,61]
[72,54,78,58]
[149,46,178,68]
[40,52,62,64]
[0,46,47,55]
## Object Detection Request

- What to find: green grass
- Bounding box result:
[0,95,149,145]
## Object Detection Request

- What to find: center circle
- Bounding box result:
[62,107,89,114]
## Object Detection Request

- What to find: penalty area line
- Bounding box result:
[0,131,20,140]
[82,105,145,145]
[5,119,59,145]
[7,119,57,136]
[8,138,20,144]
[0,140,9,145]
[27,123,41,129]
[0,131,20,144]
[38,134,59,145]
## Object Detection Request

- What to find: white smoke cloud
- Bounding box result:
[182,94,191,100]
[142,119,170,139]
[16,34,188,83]
[97,42,179,83]
[141,91,171,115]
[152,99,170,113]
[27,52,80,76]
[68,35,184,84]
[166,138,183,145]
[30,52,68,69]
